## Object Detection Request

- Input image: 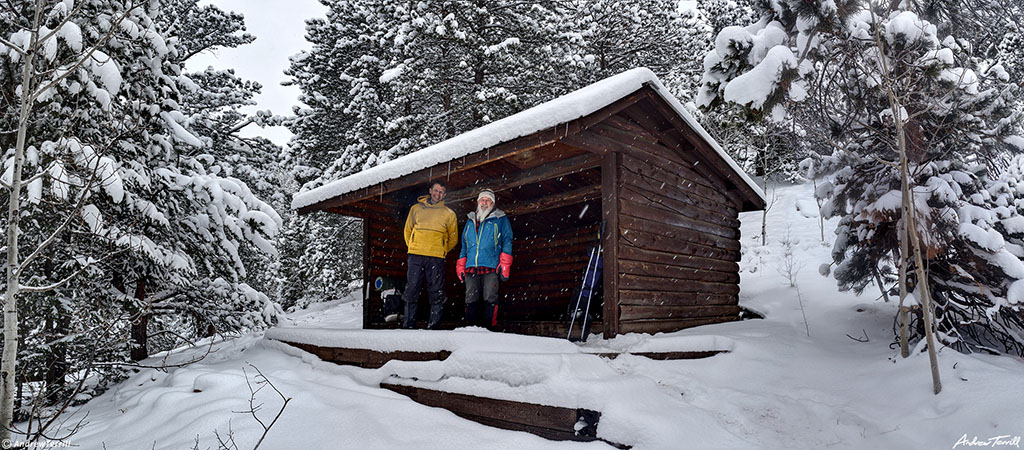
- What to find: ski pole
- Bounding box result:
[578,243,601,341]
[568,245,597,340]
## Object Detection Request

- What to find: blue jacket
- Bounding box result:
[458,209,513,269]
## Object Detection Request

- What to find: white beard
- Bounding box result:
[476,204,493,222]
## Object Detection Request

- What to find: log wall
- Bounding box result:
[501,222,600,321]
[598,104,744,335]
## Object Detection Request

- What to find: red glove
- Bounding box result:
[456,257,467,282]
[498,253,513,281]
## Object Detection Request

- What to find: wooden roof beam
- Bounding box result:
[444,152,602,205]
[501,184,601,216]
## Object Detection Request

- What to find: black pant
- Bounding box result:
[464,272,499,327]
[402,254,446,329]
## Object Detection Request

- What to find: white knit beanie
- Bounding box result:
[477,189,495,203]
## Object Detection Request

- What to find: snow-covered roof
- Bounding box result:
[292,67,765,211]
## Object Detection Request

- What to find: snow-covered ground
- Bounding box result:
[61,183,1024,449]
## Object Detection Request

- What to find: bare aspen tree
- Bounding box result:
[1,1,142,435]
[872,11,942,393]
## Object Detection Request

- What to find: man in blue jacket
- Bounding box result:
[456,189,513,328]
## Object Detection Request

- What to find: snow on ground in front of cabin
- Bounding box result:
[63,183,1024,450]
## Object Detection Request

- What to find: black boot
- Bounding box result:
[402,301,417,329]
[427,302,444,330]
[465,302,482,327]
[484,303,499,330]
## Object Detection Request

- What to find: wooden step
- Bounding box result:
[280,341,451,369]
[590,350,727,360]
[380,380,629,449]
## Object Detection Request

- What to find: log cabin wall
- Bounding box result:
[590,100,745,335]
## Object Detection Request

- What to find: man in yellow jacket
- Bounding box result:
[401,181,458,329]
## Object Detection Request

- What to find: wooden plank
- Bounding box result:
[618,245,739,274]
[504,280,582,296]
[618,183,738,232]
[594,120,731,194]
[514,262,587,277]
[281,341,451,369]
[619,226,740,262]
[514,256,589,273]
[505,270,582,284]
[452,412,613,446]
[602,151,621,338]
[619,152,733,210]
[571,85,653,137]
[618,260,739,284]
[618,170,739,227]
[617,316,739,334]
[380,381,615,446]
[496,320,603,338]
[619,274,740,295]
[637,90,765,211]
[603,113,659,140]
[618,305,741,321]
[325,198,398,216]
[630,351,723,360]
[517,224,598,247]
[618,170,735,225]
[502,184,601,216]
[592,350,727,360]
[366,266,407,279]
[618,207,739,247]
[618,289,737,307]
[559,127,633,156]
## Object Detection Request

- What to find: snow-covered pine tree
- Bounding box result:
[166,0,286,331]
[1,0,281,433]
[697,0,1024,362]
[286,0,569,188]
[562,0,708,99]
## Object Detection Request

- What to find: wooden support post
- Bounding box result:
[362,218,371,330]
[602,151,621,338]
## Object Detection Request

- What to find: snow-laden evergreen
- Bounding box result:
[699,0,1024,355]
[1,0,282,429]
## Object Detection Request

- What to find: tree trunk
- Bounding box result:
[43,314,70,397]
[894,96,941,394]
[898,214,910,358]
[874,267,889,302]
[874,17,941,391]
[812,179,825,243]
[130,278,149,362]
[761,176,768,246]
[1,15,39,438]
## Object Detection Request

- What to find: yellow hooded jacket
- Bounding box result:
[404,195,458,258]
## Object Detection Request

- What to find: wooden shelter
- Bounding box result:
[293,68,765,338]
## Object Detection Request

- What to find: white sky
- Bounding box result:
[186,0,328,146]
